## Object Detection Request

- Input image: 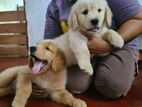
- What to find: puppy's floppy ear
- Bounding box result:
[103,5,112,26]
[68,8,78,30]
[52,49,66,72]
[28,56,34,68]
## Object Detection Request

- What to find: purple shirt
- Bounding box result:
[44,0,142,48]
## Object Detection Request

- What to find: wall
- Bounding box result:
[24,0,51,47]
[138,0,142,4]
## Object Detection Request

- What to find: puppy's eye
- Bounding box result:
[46,47,49,50]
[98,8,102,12]
[82,9,88,15]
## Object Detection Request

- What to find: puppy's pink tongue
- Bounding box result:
[32,61,45,74]
[92,28,98,32]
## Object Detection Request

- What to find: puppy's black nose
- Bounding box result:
[91,19,99,26]
[30,46,37,53]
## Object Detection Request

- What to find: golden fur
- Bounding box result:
[0,41,87,107]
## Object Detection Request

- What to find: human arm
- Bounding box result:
[88,12,142,54]
[44,1,63,39]
[88,0,142,54]
[118,12,142,43]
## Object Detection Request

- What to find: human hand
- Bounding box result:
[88,37,113,55]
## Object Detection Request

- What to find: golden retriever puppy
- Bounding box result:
[42,0,124,75]
[0,42,87,107]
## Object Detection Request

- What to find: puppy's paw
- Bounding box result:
[79,63,93,75]
[83,66,93,75]
[12,103,20,107]
[12,101,24,107]
[73,98,87,107]
[110,35,124,48]
[104,30,124,48]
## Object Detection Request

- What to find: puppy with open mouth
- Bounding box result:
[0,41,87,107]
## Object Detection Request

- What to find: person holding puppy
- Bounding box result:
[36,0,142,99]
